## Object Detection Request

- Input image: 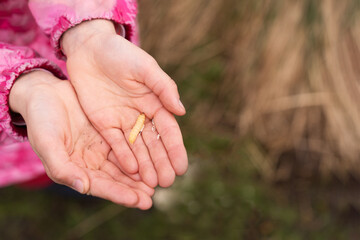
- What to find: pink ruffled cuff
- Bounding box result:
[29,0,138,59]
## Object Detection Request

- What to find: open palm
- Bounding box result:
[66,33,188,188]
[13,72,154,209]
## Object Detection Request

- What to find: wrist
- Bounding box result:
[61,19,116,57]
[9,70,55,118]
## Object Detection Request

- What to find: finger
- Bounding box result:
[153,108,188,176]
[87,171,139,207]
[131,93,162,120]
[100,160,155,196]
[38,140,90,194]
[124,128,158,188]
[108,151,142,181]
[142,122,176,188]
[133,189,153,210]
[101,128,138,174]
[142,58,186,116]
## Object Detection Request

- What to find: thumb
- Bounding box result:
[143,58,186,116]
[40,146,90,194]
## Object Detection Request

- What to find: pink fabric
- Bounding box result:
[0,136,46,186]
[29,0,138,58]
[0,0,138,187]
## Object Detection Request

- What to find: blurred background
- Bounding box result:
[1,0,360,239]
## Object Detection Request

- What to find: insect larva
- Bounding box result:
[129,113,146,144]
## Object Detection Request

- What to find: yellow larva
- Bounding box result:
[129,113,145,144]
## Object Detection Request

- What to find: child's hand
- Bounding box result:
[9,70,154,209]
[62,20,188,188]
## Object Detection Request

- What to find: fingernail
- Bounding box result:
[179,99,185,111]
[72,179,84,193]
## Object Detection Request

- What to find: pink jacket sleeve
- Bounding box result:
[28,0,138,59]
[0,42,65,141]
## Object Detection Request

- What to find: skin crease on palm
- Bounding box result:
[9,71,154,210]
[62,19,189,188]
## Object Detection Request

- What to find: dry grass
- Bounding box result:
[138,0,360,181]
[238,0,360,181]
